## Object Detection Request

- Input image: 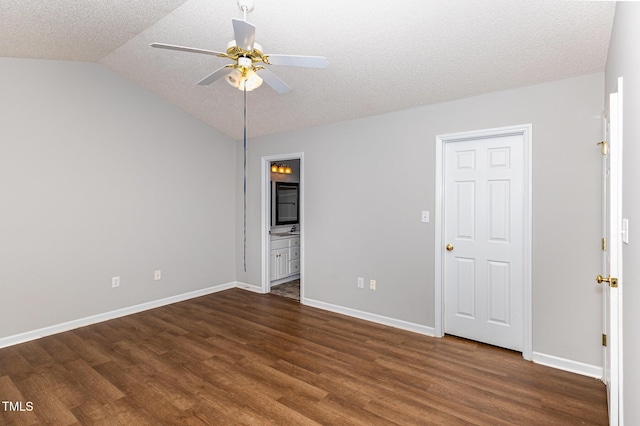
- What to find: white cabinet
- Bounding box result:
[270,248,290,281]
[270,236,300,282]
[289,243,300,276]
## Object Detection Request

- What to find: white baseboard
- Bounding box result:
[235,282,264,293]
[0,281,236,349]
[303,297,436,337]
[303,300,602,379]
[3,282,601,382]
[532,351,603,379]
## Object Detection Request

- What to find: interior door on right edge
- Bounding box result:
[444,134,524,352]
[601,84,623,426]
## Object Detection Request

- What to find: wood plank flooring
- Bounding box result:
[0,288,608,425]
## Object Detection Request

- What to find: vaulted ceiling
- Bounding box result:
[2,0,616,139]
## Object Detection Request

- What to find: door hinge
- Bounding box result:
[602,333,607,347]
[598,140,608,155]
[602,237,607,251]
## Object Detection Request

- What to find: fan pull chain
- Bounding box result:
[243,83,247,272]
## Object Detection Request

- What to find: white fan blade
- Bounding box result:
[232,19,255,51]
[150,43,225,57]
[265,54,328,69]
[197,67,233,86]
[258,68,292,94]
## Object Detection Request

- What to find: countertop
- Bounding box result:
[270,232,301,240]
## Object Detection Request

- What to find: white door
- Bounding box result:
[444,134,524,351]
[601,77,623,426]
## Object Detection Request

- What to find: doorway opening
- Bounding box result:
[434,124,532,360]
[261,153,304,302]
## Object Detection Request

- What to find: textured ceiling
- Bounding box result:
[2,0,616,139]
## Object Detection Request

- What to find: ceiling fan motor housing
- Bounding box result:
[237,56,253,71]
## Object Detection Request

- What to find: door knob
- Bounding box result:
[446,244,454,251]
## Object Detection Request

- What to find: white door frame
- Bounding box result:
[434,124,532,360]
[261,152,305,298]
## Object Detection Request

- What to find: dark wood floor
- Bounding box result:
[0,288,607,425]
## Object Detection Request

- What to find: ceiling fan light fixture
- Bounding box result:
[238,68,263,91]
[224,67,263,92]
[224,68,242,87]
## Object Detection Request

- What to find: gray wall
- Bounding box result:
[0,58,237,339]
[237,73,604,368]
[605,3,640,424]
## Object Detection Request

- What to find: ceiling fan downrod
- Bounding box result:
[237,0,254,21]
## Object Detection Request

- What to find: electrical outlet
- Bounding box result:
[112,276,120,288]
[357,277,364,288]
[154,270,162,281]
[370,279,376,290]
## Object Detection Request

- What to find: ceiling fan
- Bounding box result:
[150,0,328,94]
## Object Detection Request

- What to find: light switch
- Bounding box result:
[421,211,430,223]
[622,218,629,244]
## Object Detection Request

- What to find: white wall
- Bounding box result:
[238,73,604,369]
[0,58,237,340]
[605,3,640,424]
